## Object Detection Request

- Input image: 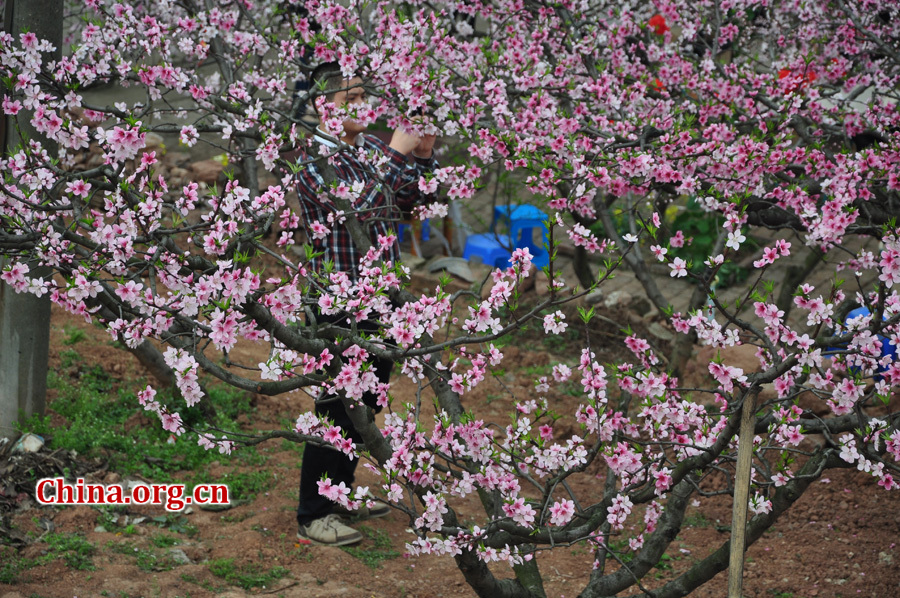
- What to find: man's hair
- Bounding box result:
[309,62,345,102]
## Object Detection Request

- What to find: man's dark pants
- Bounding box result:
[296,311,392,526]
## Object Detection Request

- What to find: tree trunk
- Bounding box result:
[0,0,62,440]
[0,271,51,438]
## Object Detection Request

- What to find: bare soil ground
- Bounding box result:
[2,285,899,598]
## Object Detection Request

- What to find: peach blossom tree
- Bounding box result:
[2,0,899,596]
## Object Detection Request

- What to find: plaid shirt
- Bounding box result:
[295,130,436,281]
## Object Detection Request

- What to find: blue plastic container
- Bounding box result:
[845,307,897,362]
[462,233,514,268]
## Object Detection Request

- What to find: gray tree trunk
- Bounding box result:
[0,0,62,440]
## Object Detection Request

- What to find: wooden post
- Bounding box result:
[728,391,757,598]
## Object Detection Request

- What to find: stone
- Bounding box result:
[419,236,451,258]
[648,322,675,342]
[399,251,426,271]
[143,132,165,154]
[604,290,633,309]
[127,480,148,492]
[190,159,226,185]
[168,548,192,565]
[198,500,235,512]
[642,306,661,322]
[584,288,604,305]
[603,289,651,315]
[428,257,474,282]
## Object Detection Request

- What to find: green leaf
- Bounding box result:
[578,305,595,324]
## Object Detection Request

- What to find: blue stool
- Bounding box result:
[462,233,513,268]
[492,204,550,268]
[827,307,897,379]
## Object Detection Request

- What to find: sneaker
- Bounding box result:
[332,502,391,520]
[297,514,363,546]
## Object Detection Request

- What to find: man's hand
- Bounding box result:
[413,134,436,159]
[389,129,421,155]
[389,130,437,158]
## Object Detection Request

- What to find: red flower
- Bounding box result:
[649,15,669,36]
[778,68,817,94]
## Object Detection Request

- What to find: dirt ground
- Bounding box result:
[1,285,899,598]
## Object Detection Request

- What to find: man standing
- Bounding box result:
[293,62,436,545]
